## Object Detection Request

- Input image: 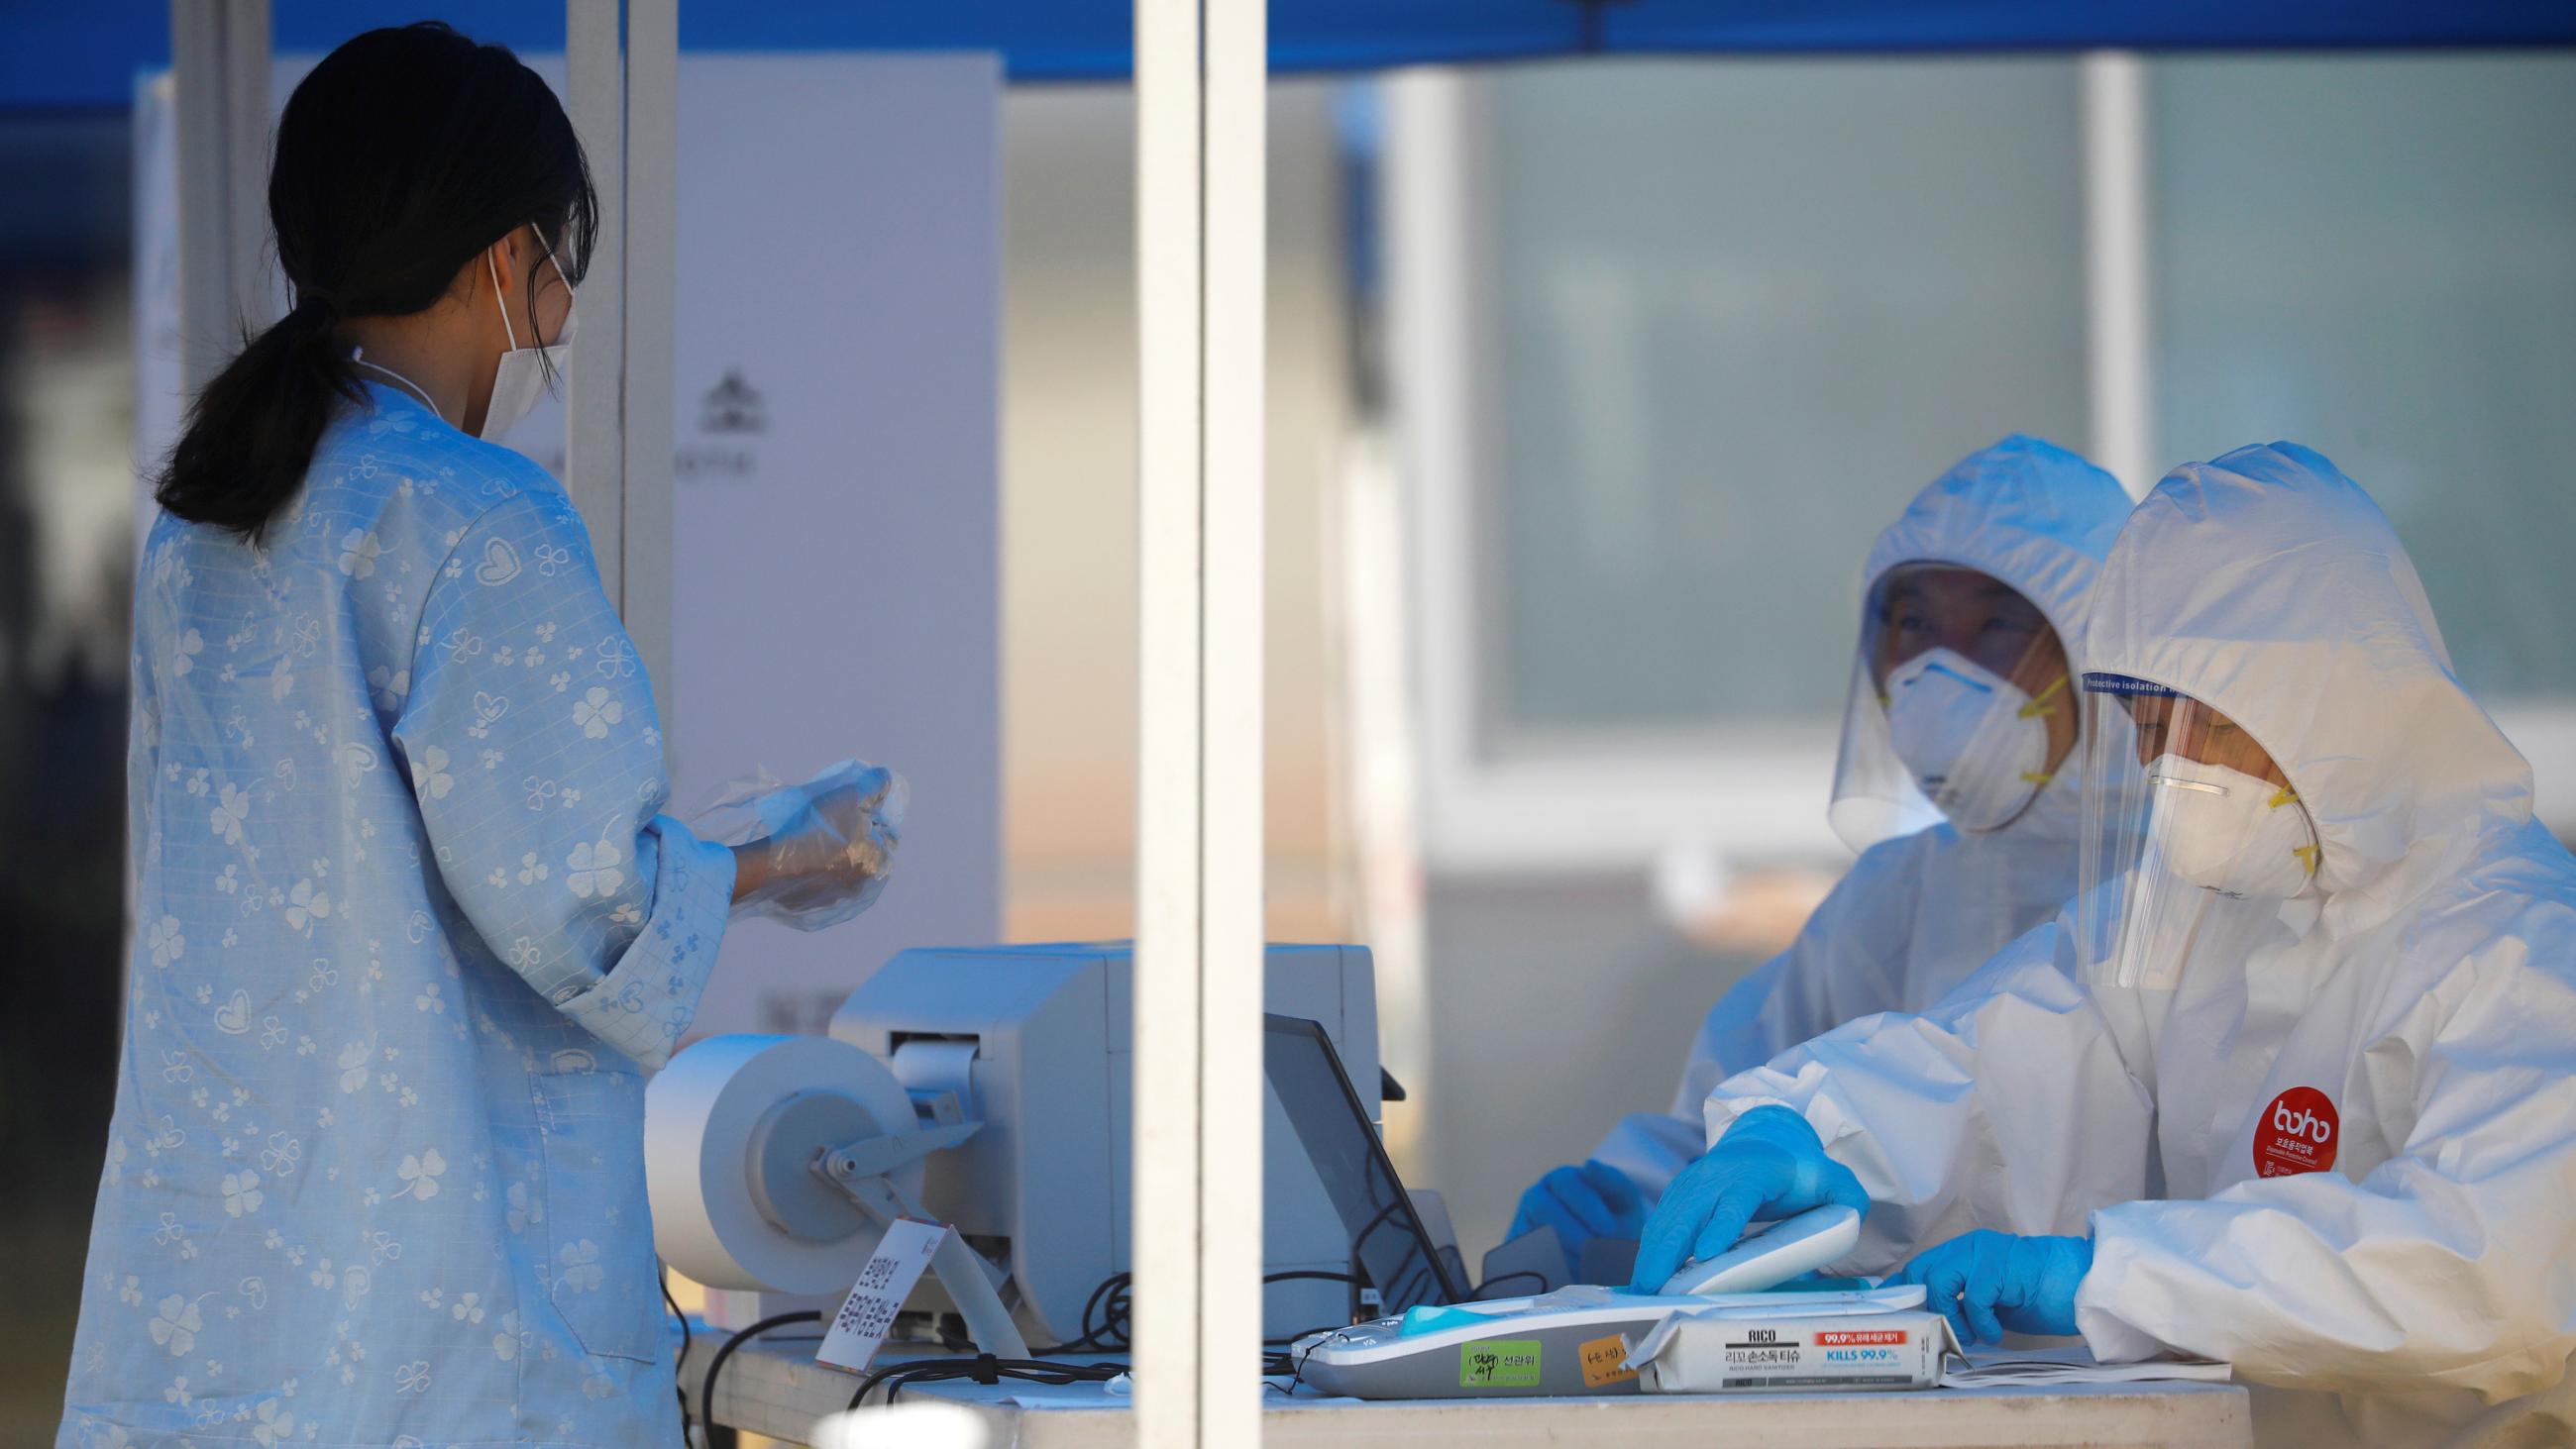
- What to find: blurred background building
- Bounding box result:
[4,34,2574,1437]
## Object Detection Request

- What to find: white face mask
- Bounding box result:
[2145,754,2319,899]
[1882,647,2060,831]
[480,231,576,441]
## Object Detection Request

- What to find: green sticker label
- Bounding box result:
[1460,1338,1543,1389]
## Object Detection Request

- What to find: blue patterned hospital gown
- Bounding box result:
[60,380,736,1447]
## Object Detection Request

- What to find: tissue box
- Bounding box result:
[1631,1308,1956,1394]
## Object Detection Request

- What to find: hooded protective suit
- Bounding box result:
[1696,443,2576,1446]
[1591,436,2131,1201]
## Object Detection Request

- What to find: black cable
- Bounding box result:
[1258,1270,1370,1346]
[1076,1272,1129,1350]
[1032,1267,1371,1358]
[1033,1271,1135,1355]
[860,1364,972,1409]
[1087,1272,1131,1349]
[698,1310,821,1445]
[1265,1324,1357,1346]
[847,1353,1130,1410]
[1098,1275,1133,1346]
[854,1361,957,1408]
[1350,1195,1408,1244]
[1280,1324,1341,1396]
[850,1362,913,1410]
[694,1264,1388,1427]
[660,1268,695,1443]
[851,1355,953,1406]
[1260,1269,1361,1289]
[1359,1226,1435,1307]
[1351,1151,1460,1312]
[1349,1196,1440,1312]
[1474,1269,1550,1297]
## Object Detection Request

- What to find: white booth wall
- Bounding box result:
[655,53,1003,1038]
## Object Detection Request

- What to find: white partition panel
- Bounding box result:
[660,53,1005,1035]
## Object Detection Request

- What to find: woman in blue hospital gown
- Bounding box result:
[59,25,892,1448]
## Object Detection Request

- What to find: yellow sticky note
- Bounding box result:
[1579,1333,1638,1389]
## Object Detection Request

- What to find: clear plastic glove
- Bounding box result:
[1507,1161,1647,1282]
[1627,1105,1870,1293]
[1891,1230,2092,1345]
[695,760,906,932]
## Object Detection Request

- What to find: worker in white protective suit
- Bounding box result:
[1634,441,2576,1446]
[1505,436,2133,1280]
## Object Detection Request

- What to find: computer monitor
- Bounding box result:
[1264,1013,1468,1314]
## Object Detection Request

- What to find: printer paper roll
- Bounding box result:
[645,1033,920,1293]
[891,1038,980,1120]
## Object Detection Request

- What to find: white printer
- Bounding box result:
[650,941,1383,1346]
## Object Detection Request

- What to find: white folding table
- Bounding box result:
[680,1329,2253,1448]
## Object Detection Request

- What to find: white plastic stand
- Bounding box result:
[816,1124,1031,1359]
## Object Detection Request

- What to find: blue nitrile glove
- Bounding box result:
[1891,1230,2093,1345]
[1627,1105,1870,1293]
[1507,1161,1647,1281]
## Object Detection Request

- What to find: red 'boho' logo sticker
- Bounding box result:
[2254,1087,2339,1178]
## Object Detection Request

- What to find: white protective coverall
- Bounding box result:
[1594,435,2131,1201]
[1699,442,2576,1446]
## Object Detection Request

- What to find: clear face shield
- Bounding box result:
[2075,676,2321,991]
[1852,564,2077,834]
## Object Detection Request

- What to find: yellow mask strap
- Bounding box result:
[2018,673,2069,720]
[2276,783,2318,876]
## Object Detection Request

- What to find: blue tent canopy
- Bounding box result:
[8,0,2575,111]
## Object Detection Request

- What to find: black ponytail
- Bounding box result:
[154,22,596,538]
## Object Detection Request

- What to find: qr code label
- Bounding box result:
[815,1219,950,1373]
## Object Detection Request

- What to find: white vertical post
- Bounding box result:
[2082,52,2156,497]
[1133,0,1200,1430]
[564,0,627,602]
[1132,0,1204,1434]
[1202,0,1266,1436]
[620,0,679,708]
[220,2,270,323]
[1133,0,1266,1441]
[560,0,675,741]
[169,0,272,392]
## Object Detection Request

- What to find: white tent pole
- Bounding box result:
[170,0,272,394]
[1132,0,1206,1433]
[619,0,679,712]
[1133,0,1266,1441]
[220,2,270,329]
[2082,51,2156,497]
[1202,0,1267,1433]
[561,0,675,746]
[564,0,628,605]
